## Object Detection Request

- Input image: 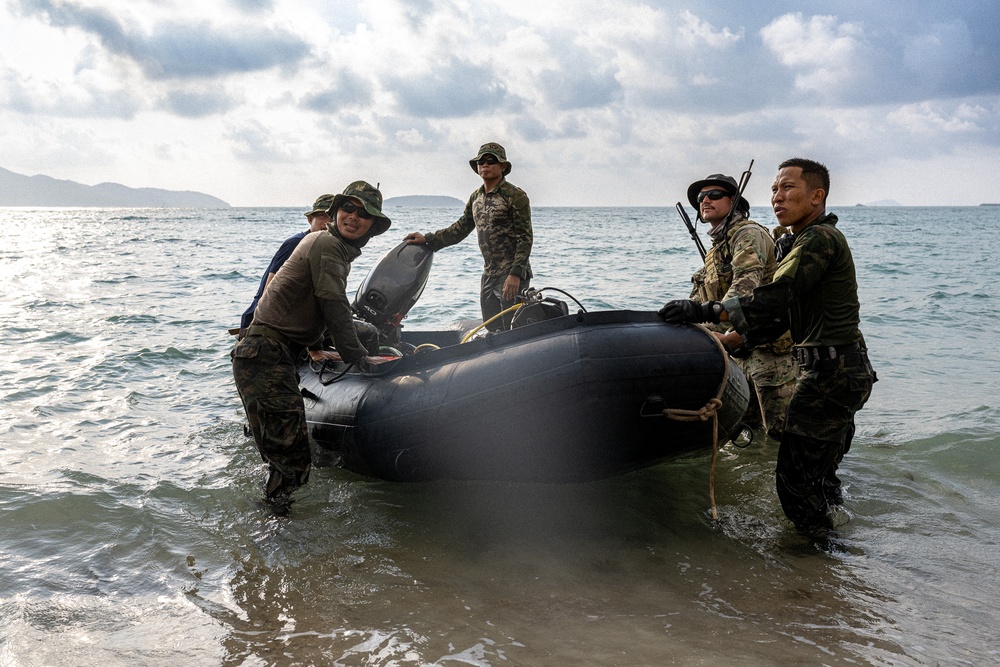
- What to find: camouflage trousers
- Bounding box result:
[736,348,796,440]
[231,335,312,497]
[776,357,875,532]
[480,272,530,331]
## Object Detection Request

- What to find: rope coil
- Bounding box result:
[663,325,731,521]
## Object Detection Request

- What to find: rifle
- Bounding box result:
[725,159,754,225]
[675,201,707,261]
[717,159,754,263]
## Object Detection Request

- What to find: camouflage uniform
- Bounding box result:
[424,144,533,331]
[690,217,796,439]
[231,181,390,502]
[723,213,876,532]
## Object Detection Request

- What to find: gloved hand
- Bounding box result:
[658,300,722,324]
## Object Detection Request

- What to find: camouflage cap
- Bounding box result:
[469,142,512,176]
[686,173,749,214]
[329,181,391,236]
[304,193,336,217]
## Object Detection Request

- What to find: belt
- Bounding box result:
[794,342,864,371]
[245,324,300,353]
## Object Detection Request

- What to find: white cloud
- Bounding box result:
[676,10,743,50]
[225,118,304,162]
[888,101,990,134]
[760,13,864,94]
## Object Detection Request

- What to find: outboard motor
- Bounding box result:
[353,241,434,345]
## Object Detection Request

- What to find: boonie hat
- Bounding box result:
[329,181,392,236]
[304,193,336,217]
[686,173,749,215]
[469,142,512,176]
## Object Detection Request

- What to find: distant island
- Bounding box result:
[856,199,902,207]
[384,195,464,207]
[0,166,229,207]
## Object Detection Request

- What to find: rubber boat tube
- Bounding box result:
[300,310,750,483]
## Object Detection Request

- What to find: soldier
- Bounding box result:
[238,194,336,338]
[660,159,876,534]
[683,173,796,440]
[404,142,532,331]
[232,181,391,505]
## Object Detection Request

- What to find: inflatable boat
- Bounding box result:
[300,243,750,483]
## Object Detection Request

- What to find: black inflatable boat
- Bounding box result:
[300,242,750,483]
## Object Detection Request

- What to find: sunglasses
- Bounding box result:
[476,155,500,166]
[696,189,731,204]
[339,201,373,219]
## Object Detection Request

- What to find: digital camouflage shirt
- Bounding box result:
[723,213,863,349]
[424,178,532,280]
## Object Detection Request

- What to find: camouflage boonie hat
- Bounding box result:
[329,181,391,236]
[304,193,336,217]
[469,142,512,176]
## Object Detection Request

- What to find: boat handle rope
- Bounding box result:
[661,324,731,521]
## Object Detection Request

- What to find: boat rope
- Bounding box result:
[662,325,731,521]
[460,303,524,343]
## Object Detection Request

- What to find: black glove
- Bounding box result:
[658,299,722,324]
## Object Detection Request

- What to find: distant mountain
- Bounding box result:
[0,166,229,207]
[384,195,464,207]
[858,199,902,207]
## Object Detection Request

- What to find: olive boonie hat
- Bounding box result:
[329,180,392,236]
[304,193,336,217]
[686,173,749,214]
[469,142,512,176]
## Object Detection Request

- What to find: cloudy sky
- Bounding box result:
[1,0,998,207]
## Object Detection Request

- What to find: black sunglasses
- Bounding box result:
[696,189,731,204]
[476,155,500,165]
[339,201,373,219]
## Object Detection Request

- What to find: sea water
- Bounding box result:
[1,205,998,666]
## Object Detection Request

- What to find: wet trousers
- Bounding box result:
[776,359,874,532]
[231,335,312,496]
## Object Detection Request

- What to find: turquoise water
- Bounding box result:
[1,205,998,665]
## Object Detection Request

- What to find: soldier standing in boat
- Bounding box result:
[660,158,876,535]
[404,142,533,331]
[682,173,796,440]
[232,181,391,506]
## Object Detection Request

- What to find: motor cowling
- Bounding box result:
[353,241,433,342]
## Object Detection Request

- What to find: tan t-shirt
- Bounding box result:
[252,229,367,362]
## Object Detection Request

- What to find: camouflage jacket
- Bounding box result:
[723,213,863,349]
[425,179,533,279]
[690,217,793,353]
